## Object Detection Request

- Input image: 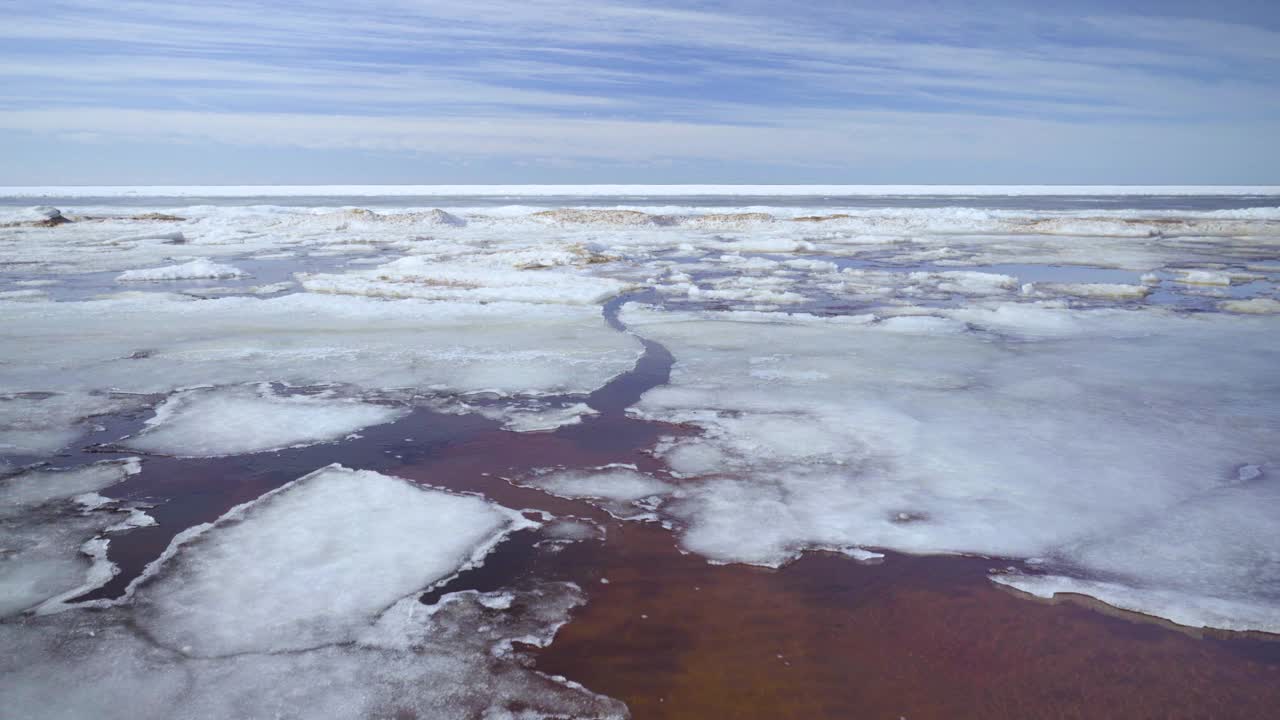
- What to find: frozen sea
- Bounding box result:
[1,186,1279,719]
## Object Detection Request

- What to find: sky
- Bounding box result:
[1,0,1279,185]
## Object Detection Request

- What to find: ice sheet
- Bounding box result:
[622,303,1280,631]
[0,293,640,460]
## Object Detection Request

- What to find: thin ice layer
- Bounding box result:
[0,459,142,616]
[121,385,407,457]
[132,464,535,656]
[0,458,140,514]
[0,293,640,459]
[0,392,146,457]
[0,293,638,396]
[623,303,1280,632]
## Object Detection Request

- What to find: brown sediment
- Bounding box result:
[530,209,670,226]
[678,213,775,225]
[129,213,186,222]
[791,214,852,222]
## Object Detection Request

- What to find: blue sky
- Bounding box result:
[2,0,1278,184]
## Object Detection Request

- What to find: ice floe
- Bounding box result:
[120,385,407,457]
[132,464,535,656]
[1220,297,1280,314]
[116,257,246,282]
[299,252,630,305]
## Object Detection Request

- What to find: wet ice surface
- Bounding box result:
[2,189,1280,717]
[0,459,143,616]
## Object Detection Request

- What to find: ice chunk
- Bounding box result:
[930,270,1019,295]
[487,402,599,432]
[517,466,674,519]
[116,257,246,282]
[1175,269,1233,286]
[299,254,630,305]
[1219,298,1280,314]
[1024,282,1151,300]
[120,385,407,457]
[133,464,536,656]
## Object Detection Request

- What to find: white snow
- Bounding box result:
[121,385,407,457]
[116,257,246,282]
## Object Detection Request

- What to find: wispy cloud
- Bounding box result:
[1,0,1277,182]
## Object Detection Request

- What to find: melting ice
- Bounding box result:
[2,188,1279,710]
